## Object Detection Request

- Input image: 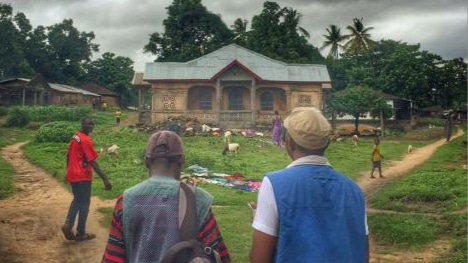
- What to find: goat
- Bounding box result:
[224,130,232,144]
[407,145,415,154]
[222,143,240,155]
[107,144,120,156]
[351,134,359,147]
[228,143,240,154]
[201,124,212,133]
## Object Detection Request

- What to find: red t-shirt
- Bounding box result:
[66,132,98,183]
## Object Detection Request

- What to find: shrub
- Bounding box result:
[36,121,79,143]
[28,106,93,122]
[0,106,8,117]
[5,107,30,127]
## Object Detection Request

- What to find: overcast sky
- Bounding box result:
[7,0,468,72]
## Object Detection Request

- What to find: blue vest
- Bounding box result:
[268,165,367,263]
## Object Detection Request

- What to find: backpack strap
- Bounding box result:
[179,182,197,241]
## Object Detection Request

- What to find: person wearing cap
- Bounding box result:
[250,107,368,263]
[102,130,231,263]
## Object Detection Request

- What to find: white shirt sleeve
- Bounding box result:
[252,177,279,237]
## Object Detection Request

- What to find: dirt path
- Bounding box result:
[111,111,139,131]
[360,129,465,263]
[0,128,463,263]
[0,143,113,263]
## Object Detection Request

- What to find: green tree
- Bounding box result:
[438,58,467,109]
[46,19,99,84]
[0,3,35,78]
[344,17,376,56]
[144,0,233,62]
[84,52,135,106]
[331,85,390,132]
[246,1,323,63]
[231,18,249,46]
[320,25,347,60]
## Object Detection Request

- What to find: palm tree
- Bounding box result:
[282,8,310,39]
[344,17,376,55]
[231,18,249,44]
[320,24,347,59]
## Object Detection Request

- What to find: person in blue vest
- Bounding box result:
[250,107,368,263]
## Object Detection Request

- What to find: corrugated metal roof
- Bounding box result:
[144,44,330,82]
[49,83,100,97]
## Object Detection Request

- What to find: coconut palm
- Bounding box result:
[282,8,310,39]
[320,24,347,59]
[344,17,376,55]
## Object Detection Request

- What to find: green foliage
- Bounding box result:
[0,106,8,116]
[36,121,79,143]
[27,106,93,122]
[331,85,390,132]
[370,136,467,213]
[244,1,323,63]
[144,0,233,62]
[0,159,15,199]
[368,214,440,249]
[5,107,30,127]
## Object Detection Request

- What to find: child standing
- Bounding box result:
[115,110,122,125]
[371,137,385,179]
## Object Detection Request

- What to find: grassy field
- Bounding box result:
[368,135,467,262]
[0,128,36,199]
[4,111,461,262]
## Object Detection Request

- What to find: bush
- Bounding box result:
[5,107,30,127]
[0,106,8,117]
[36,121,79,143]
[28,106,93,122]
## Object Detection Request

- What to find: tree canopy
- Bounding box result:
[144,0,233,62]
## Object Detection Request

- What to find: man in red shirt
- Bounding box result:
[62,117,112,242]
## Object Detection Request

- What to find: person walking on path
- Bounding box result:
[62,117,112,242]
[250,107,368,263]
[370,137,385,179]
[102,130,231,263]
[115,109,122,125]
[271,110,283,149]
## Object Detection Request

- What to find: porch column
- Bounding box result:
[22,87,26,106]
[138,88,142,110]
[34,91,38,105]
[251,80,256,127]
[285,91,292,112]
[216,79,221,123]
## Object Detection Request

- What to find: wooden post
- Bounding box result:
[380,110,385,136]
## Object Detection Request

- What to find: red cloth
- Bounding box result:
[66,132,98,183]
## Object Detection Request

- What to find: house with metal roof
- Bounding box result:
[142,44,332,128]
[0,74,100,107]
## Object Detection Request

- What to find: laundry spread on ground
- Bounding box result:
[183,164,262,193]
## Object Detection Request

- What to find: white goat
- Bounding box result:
[224,130,232,144]
[407,145,415,154]
[107,144,120,156]
[228,143,240,154]
[352,134,359,147]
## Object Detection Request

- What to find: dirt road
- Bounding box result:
[0,128,464,263]
[0,143,112,263]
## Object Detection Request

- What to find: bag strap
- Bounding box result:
[179,182,197,241]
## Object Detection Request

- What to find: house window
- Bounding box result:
[228,89,243,110]
[199,90,212,110]
[260,91,274,111]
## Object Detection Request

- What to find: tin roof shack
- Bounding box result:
[0,75,100,107]
[81,83,119,107]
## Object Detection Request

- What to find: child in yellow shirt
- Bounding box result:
[371,137,385,179]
